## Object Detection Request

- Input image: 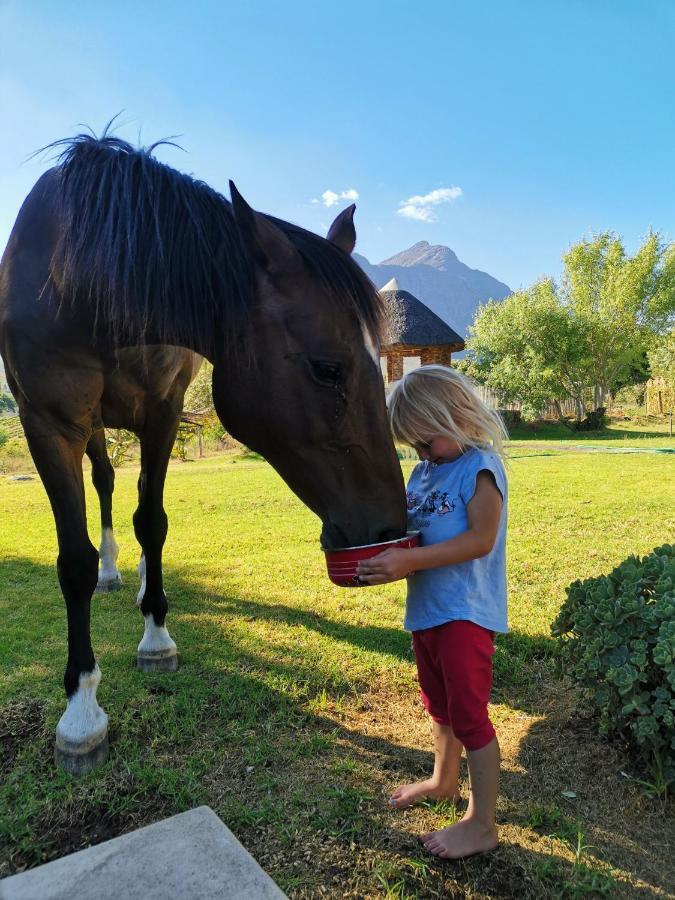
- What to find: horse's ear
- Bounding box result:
[229,181,302,276]
[326,204,356,255]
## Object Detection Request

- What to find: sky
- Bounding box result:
[0,0,673,292]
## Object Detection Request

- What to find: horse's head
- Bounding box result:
[211,186,407,549]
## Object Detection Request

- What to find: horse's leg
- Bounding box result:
[86,429,122,592]
[23,424,108,774]
[134,414,179,673]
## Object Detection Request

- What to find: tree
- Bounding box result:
[0,391,16,414]
[648,329,675,391]
[467,279,590,419]
[184,360,213,412]
[467,233,675,423]
[562,232,675,409]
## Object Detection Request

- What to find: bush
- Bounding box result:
[552,545,675,790]
[0,391,17,413]
[105,429,138,468]
[497,409,521,430]
[612,383,646,414]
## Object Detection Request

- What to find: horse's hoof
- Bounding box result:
[54,731,109,776]
[137,649,179,673]
[95,575,122,593]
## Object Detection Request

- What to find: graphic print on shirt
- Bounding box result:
[407,488,458,529]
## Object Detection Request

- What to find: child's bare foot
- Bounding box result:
[389,778,461,809]
[420,816,498,859]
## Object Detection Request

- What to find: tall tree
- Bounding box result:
[648,329,675,391]
[467,233,675,421]
[562,232,675,408]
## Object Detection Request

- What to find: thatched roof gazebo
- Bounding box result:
[379,278,465,384]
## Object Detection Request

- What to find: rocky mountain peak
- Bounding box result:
[379,241,459,271]
[354,242,511,344]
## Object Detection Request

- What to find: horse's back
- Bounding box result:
[0,170,200,435]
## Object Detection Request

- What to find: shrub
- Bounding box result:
[497,409,521,430]
[105,429,138,468]
[612,383,646,415]
[552,545,675,790]
[0,391,17,413]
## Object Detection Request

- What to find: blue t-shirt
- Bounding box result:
[404,447,508,633]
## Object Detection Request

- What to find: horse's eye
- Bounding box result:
[311,361,342,385]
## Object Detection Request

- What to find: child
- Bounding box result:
[356,365,508,860]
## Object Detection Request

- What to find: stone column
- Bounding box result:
[387,351,403,383]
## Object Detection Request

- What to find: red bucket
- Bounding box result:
[324,531,420,587]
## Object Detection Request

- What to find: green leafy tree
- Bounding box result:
[184,360,213,411]
[467,279,589,419]
[562,232,675,409]
[467,233,675,421]
[0,391,16,414]
[648,329,675,391]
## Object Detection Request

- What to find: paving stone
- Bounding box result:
[0,806,287,900]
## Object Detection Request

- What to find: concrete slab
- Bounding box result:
[0,806,287,900]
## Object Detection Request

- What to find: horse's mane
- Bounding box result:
[46,130,383,353]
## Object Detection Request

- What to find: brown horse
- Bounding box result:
[0,133,406,773]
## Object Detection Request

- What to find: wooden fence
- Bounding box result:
[645,377,674,415]
[472,385,581,418]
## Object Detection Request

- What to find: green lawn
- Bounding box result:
[1,444,674,897]
[509,416,675,449]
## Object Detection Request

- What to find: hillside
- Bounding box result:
[355,241,511,340]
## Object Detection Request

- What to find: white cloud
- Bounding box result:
[396,186,462,222]
[397,204,437,222]
[318,188,360,207]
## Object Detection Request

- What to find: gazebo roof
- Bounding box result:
[379,283,464,348]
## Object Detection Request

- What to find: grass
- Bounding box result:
[508,415,674,449]
[1,437,674,897]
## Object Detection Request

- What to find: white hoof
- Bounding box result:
[55,666,109,774]
[137,615,178,672]
[95,574,122,593]
[138,614,177,655]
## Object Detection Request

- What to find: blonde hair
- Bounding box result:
[388,365,508,458]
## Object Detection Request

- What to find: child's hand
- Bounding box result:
[356,548,414,585]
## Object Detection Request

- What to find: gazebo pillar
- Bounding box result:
[387,353,403,383]
[420,347,452,366]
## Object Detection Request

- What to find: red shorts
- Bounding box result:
[412,619,495,752]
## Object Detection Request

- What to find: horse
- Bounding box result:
[0,132,407,774]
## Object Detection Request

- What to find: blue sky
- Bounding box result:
[0,0,673,292]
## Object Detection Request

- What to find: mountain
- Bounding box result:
[355,241,511,343]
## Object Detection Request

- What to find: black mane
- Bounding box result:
[47,132,383,353]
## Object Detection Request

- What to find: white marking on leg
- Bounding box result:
[138,614,177,658]
[98,526,121,585]
[55,665,108,753]
[136,554,146,607]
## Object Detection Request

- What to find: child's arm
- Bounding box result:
[357,471,503,585]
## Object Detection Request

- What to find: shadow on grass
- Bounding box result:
[501,696,674,897]
[509,421,670,443]
[5,554,650,898]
